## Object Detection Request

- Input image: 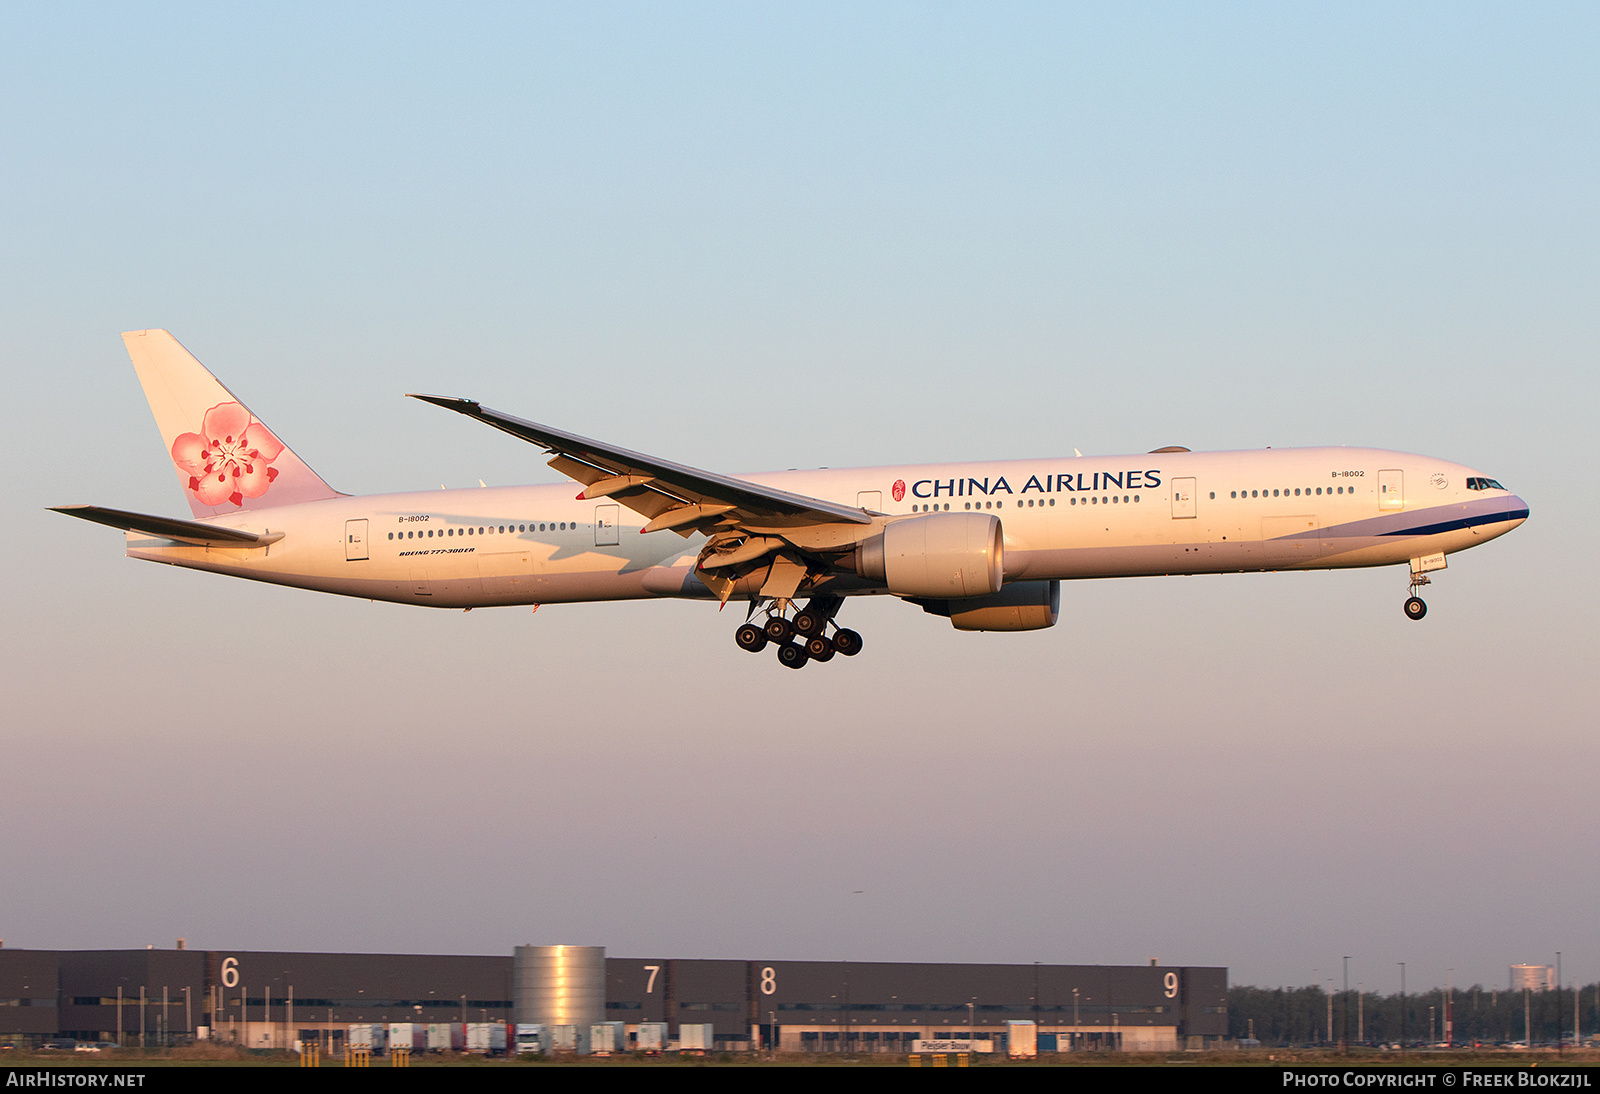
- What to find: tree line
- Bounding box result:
[1227,983,1600,1045]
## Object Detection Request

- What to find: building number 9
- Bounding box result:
[1163,971,1178,998]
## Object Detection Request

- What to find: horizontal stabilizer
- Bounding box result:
[49,505,284,547]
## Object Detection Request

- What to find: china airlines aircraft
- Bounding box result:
[55,331,1529,668]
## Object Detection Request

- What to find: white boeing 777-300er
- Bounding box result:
[55,331,1529,667]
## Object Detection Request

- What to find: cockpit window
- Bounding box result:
[1466,477,1506,491]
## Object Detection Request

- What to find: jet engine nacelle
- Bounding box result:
[856,512,1004,598]
[917,579,1060,631]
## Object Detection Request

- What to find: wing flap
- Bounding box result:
[641,504,737,534]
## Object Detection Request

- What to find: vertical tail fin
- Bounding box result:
[123,330,342,518]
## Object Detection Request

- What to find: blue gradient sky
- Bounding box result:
[2,3,1593,992]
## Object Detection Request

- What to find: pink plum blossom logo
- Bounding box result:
[891,479,906,502]
[170,402,285,508]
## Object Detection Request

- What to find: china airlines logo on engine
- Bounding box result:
[891,479,906,502]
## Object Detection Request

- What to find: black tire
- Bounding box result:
[832,628,864,656]
[777,642,809,669]
[735,623,768,653]
[764,616,794,642]
[805,635,835,661]
[793,610,824,637]
[1404,596,1427,621]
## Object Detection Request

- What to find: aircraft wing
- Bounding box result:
[408,395,873,533]
[49,505,284,547]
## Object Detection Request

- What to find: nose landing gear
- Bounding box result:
[1403,553,1445,621]
[733,596,863,666]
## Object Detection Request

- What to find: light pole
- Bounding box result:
[1313,968,1321,1045]
[1398,964,1406,1052]
[1342,957,1351,1052]
[1446,968,1454,1047]
[1557,953,1563,1055]
[1032,962,1040,1033]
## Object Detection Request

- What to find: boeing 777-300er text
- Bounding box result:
[54,330,1529,668]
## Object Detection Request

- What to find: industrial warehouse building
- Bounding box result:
[0,945,1227,1052]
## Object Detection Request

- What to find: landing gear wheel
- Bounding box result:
[735,623,768,652]
[792,610,825,637]
[777,642,809,669]
[764,616,794,642]
[1404,596,1427,621]
[805,635,836,662]
[832,628,864,657]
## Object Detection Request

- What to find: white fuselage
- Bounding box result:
[124,446,1528,609]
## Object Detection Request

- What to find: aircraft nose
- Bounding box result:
[1507,494,1530,525]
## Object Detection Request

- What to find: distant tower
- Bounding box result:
[1510,965,1555,992]
[514,946,606,1027]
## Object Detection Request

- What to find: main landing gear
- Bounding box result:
[734,596,863,668]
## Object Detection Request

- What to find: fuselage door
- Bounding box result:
[1171,477,1197,518]
[1379,470,1404,511]
[857,490,883,512]
[594,504,620,547]
[345,519,369,560]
